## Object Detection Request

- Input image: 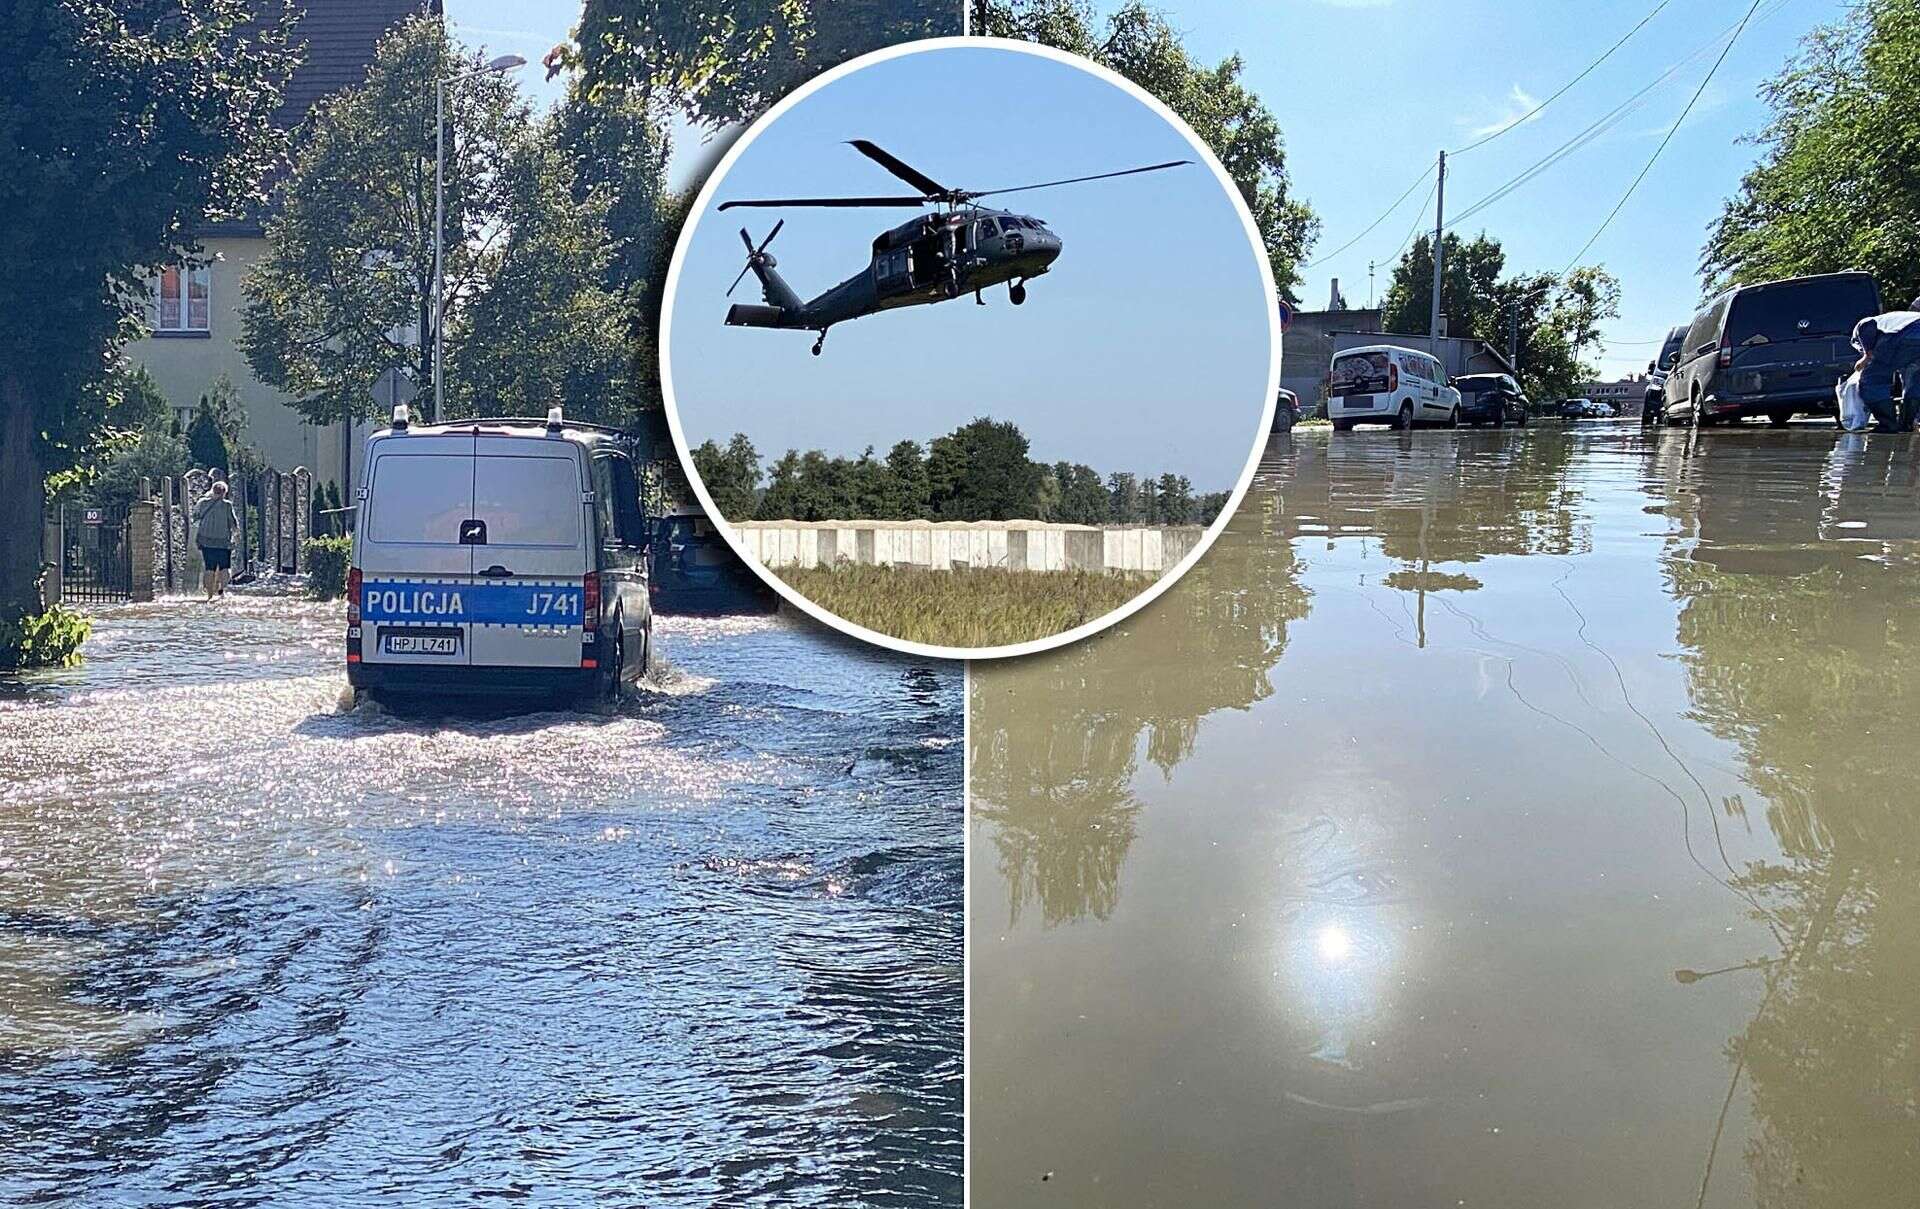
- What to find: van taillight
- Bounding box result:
[1718,341,1732,370]
[347,567,362,625]
[1388,364,1399,392]
[582,572,601,631]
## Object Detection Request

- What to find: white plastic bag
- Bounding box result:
[1837,371,1870,431]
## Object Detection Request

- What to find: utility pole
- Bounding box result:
[1429,149,1446,358]
[1368,260,1375,309]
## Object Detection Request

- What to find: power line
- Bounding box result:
[1304,163,1434,269]
[1392,175,1440,263]
[1442,0,1793,236]
[1561,0,1767,272]
[1450,0,1675,156]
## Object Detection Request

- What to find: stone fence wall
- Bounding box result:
[732,520,1205,574]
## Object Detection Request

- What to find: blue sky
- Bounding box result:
[666,46,1273,488]
[448,0,1838,382]
[1167,0,1830,377]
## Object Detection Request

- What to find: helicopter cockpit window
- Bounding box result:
[976,219,996,244]
[998,217,1023,234]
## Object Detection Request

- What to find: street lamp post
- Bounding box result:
[434,53,525,423]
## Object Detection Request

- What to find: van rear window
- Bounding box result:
[1727,277,1878,345]
[1331,352,1391,395]
[367,454,473,545]
[474,456,583,547]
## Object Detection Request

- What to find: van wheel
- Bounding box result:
[637,621,652,677]
[1394,402,1414,430]
[1767,409,1793,427]
[1445,408,1459,429]
[600,628,624,701]
[1332,420,1355,432]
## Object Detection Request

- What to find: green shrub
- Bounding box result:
[304,534,352,599]
[0,605,92,671]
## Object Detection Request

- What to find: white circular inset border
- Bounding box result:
[660,35,1282,661]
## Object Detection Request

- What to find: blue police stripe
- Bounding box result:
[361,579,584,626]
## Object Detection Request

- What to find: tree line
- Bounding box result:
[692,418,1231,526]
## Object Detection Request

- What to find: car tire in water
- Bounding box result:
[1394,403,1414,431]
[1768,409,1793,427]
[1333,420,1355,432]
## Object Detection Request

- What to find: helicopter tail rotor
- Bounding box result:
[726,221,785,297]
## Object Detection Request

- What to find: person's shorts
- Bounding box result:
[199,545,232,571]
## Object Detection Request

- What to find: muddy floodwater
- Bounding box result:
[0,600,961,1205]
[971,427,1920,1207]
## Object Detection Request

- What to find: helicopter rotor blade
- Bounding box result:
[726,263,753,297]
[970,160,1193,199]
[846,140,948,198]
[719,196,929,210]
[738,227,756,254]
[756,219,784,254]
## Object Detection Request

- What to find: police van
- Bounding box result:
[346,406,653,702]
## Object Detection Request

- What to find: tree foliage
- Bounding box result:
[241,17,628,427]
[1704,0,1920,304]
[973,0,1320,299]
[0,0,292,631]
[697,417,1228,525]
[570,0,960,129]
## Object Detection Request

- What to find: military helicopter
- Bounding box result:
[718,139,1190,355]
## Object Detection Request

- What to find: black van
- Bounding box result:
[1659,272,1879,427]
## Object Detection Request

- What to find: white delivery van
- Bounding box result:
[346,407,653,703]
[1327,345,1460,431]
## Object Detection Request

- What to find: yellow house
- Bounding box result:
[127,0,435,496]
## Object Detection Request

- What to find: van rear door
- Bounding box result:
[1725,275,1879,395]
[358,435,477,667]
[464,440,591,670]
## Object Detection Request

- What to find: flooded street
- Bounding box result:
[0,600,962,1205]
[971,427,1919,1207]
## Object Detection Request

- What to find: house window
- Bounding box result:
[151,262,210,333]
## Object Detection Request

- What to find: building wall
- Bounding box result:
[126,236,362,494]
[1281,308,1383,408]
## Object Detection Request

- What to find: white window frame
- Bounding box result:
[149,261,211,334]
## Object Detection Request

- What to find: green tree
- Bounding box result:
[570,0,959,130]
[1156,473,1195,524]
[756,450,806,520]
[974,0,1319,299]
[1381,232,1508,341]
[926,417,1044,521]
[1137,474,1160,524]
[1107,471,1140,523]
[886,440,931,518]
[1704,0,1920,303]
[0,0,292,642]
[185,397,230,474]
[691,432,761,519]
[242,17,624,427]
[1061,464,1110,525]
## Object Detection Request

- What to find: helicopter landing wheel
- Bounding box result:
[811,333,825,356]
[1010,281,1027,306]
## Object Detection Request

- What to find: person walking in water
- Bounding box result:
[1852,299,1920,432]
[192,480,239,599]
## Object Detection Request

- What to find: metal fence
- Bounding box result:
[59,504,133,603]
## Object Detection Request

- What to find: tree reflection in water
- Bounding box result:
[1661,435,1920,1206]
[971,488,1311,926]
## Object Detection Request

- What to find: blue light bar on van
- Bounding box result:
[393,402,410,431]
[546,405,563,434]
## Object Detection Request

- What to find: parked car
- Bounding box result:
[1558,398,1597,419]
[347,406,653,704]
[1327,345,1460,430]
[1273,387,1303,430]
[1642,324,1689,426]
[1659,271,1880,427]
[650,506,779,616]
[1454,373,1529,427]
